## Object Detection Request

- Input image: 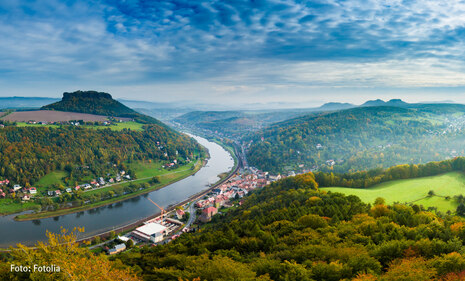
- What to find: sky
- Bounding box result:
[2,0,465,108]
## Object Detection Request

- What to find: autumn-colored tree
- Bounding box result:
[370,204,391,218]
[0,228,140,281]
[382,257,436,281]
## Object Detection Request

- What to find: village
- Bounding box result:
[0,148,187,203]
[96,165,290,256]
[0,169,134,201]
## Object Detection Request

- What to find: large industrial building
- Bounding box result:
[132,222,167,243]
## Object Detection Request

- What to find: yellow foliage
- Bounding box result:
[0,227,140,281]
[370,204,391,218]
[451,222,465,234]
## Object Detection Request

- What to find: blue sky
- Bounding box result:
[2,0,465,108]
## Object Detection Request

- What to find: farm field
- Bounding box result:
[1,110,132,122]
[321,172,465,213]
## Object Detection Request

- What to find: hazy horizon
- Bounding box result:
[2,1,465,107]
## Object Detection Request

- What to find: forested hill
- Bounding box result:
[246,104,465,173]
[0,125,202,186]
[42,91,160,124]
[0,91,205,186]
[116,172,465,280]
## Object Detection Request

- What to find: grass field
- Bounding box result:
[129,161,165,178]
[16,122,60,128]
[82,121,144,131]
[16,121,144,131]
[0,198,40,215]
[35,170,67,187]
[321,172,465,213]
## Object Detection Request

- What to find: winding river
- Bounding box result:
[0,135,234,247]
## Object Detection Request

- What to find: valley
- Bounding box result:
[5,2,465,279]
[6,95,465,280]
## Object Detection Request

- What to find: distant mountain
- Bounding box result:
[317,102,355,111]
[173,110,319,138]
[41,91,161,124]
[0,97,60,109]
[361,99,409,107]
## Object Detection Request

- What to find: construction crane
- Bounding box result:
[148,198,166,223]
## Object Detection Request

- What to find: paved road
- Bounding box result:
[185,199,198,228]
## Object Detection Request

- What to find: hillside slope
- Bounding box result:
[174,110,319,138]
[0,91,204,186]
[246,105,465,173]
[115,172,465,280]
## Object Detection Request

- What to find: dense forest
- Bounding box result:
[111,173,465,281]
[42,91,162,124]
[0,125,201,186]
[246,105,465,173]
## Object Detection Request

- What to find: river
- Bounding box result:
[0,135,234,247]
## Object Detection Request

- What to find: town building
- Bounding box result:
[132,222,167,243]
[108,243,126,255]
[199,206,218,222]
[176,209,185,220]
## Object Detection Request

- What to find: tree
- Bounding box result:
[0,228,140,281]
[150,176,160,185]
[126,239,134,249]
[457,203,465,216]
[383,257,436,281]
[93,236,101,245]
[374,197,385,205]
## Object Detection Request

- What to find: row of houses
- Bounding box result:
[0,181,38,200]
[0,169,131,200]
[195,169,271,222]
[48,171,130,197]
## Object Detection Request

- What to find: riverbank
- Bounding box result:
[0,135,234,248]
[75,138,240,244]
[14,159,205,221]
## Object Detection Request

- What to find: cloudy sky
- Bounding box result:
[2,0,465,108]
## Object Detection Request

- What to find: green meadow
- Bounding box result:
[35,170,67,187]
[16,121,144,131]
[82,121,144,131]
[321,172,465,213]
[16,122,60,128]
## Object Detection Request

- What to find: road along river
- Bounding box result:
[0,135,235,247]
